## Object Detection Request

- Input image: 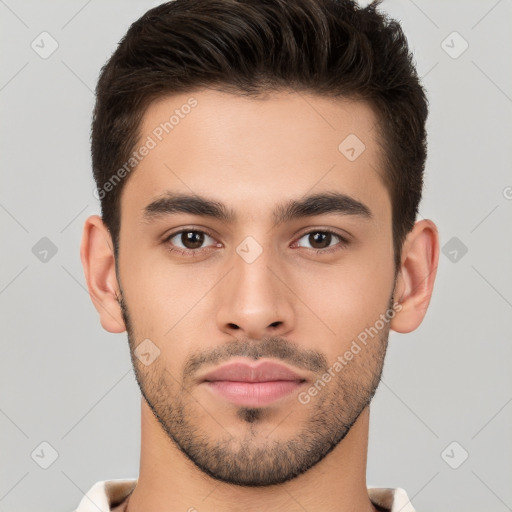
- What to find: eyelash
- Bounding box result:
[163,228,350,257]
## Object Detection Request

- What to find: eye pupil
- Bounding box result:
[182,231,204,249]
[310,232,331,249]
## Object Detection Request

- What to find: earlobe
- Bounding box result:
[80,215,126,333]
[390,219,439,334]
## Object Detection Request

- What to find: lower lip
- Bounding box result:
[205,380,304,407]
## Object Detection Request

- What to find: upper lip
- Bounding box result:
[201,360,307,383]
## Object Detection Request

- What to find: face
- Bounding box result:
[116,89,398,486]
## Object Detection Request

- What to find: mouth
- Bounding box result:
[200,360,307,407]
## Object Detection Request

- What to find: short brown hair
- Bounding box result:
[91,0,428,270]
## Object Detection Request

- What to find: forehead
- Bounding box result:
[121,88,390,226]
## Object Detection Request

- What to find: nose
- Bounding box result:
[216,243,295,340]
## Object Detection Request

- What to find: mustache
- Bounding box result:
[182,336,329,381]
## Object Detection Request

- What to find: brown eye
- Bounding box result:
[295,230,348,252]
[180,231,205,249]
[308,232,333,249]
[165,230,217,253]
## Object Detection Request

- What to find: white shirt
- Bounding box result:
[73,479,417,512]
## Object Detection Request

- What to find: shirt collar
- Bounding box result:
[75,479,416,512]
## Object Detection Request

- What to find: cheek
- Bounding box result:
[120,266,203,374]
[293,247,394,345]
[120,254,217,336]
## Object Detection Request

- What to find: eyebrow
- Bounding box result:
[142,191,373,226]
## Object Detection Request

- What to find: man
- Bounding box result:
[77,0,439,510]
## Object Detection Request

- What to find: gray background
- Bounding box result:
[1,1,511,511]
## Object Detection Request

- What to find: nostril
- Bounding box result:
[228,323,240,329]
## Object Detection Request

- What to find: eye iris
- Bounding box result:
[309,232,331,249]
[182,231,204,249]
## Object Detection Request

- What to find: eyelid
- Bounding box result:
[294,227,351,242]
[162,226,220,243]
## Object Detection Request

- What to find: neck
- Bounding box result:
[125,399,377,512]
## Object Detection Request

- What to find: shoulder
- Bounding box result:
[72,478,137,512]
[368,487,416,512]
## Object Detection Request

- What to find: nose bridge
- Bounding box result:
[216,235,294,337]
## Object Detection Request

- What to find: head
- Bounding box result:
[82,0,438,488]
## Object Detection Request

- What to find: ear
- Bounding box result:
[390,219,439,333]
[80,215,126,333]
